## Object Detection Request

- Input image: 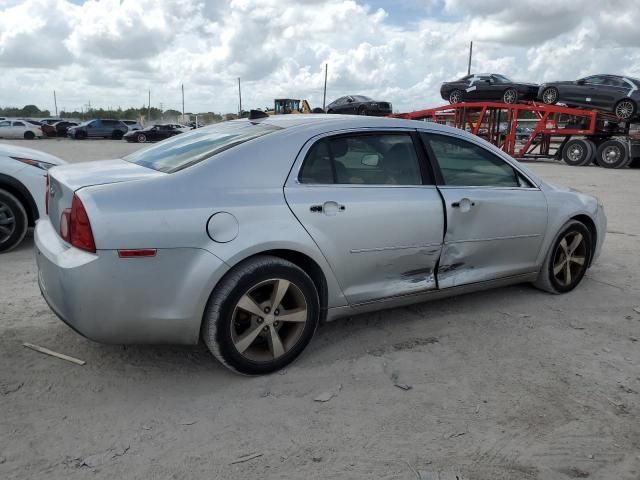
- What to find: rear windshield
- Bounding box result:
[123,121,282,173]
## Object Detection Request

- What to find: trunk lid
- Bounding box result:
[48,159,163,234]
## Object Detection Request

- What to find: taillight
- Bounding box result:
[45,174,49,215]
[59,194,96,253]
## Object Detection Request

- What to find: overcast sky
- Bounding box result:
[1,0,640,114]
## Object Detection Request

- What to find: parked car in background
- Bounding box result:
[35,115,606,375]
[326,95,392,116]
[539,74,640,120]
[0,120,44,139]
[441,73,539,104]
[67,119,128,139]
[0,143,65,252]
[123,124,184,143]
[123,120,142,131]
[43,121,78,137]
[170,123,192,133]
[39,119,63,126]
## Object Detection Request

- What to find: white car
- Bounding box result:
[0,119,44,140]
[0,143,65,252]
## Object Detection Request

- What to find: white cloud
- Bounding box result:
[0,0,639,114]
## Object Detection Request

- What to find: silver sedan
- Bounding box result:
[35,114,606,374]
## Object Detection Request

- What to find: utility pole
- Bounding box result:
[148,89,151,123]
[467,41,473,75]
[181,83,185,124]
[238,77,242,116]
[160,102,163,120]
[322,63,328,111]
[53,90,58,116]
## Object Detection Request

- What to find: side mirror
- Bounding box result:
[361,154,379,167]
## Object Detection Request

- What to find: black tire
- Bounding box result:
[23,131,35,140]
[583,139,596,165]
[311,107,325,113]
[596,139,629,168]
[614,99,636,121]
[0,188,28,253]
[202,255,320,375]
[358,105,368,116]
[327,109,335,114]
[562,138,593,166]
[503,88,518,104]
[111,130,124,140]
[534,220,592,294]
[449,89,463,104]
[136,133,146,143]
[541,87,559,105]
[75,130,86,139]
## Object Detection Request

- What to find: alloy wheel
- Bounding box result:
[552,231,587,287]
[542,88,558,104]
[503,89,517,104]
[137,134,146,142]
[449,90,462,104]
[615,100,634,119]
[230,278,308,362]
[0,201,16,244]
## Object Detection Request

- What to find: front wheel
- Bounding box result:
[202,255,320,375]
[24,131,35,140]
[534,220,592,294]
[136,133,146,143]
[0,189,28,253]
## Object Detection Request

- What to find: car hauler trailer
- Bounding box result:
[391,101,640,169]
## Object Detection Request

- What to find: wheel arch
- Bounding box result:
[229,248,329,320]
[0,173,38,226]
[571,214,597,266]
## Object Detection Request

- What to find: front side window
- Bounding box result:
[299,134,423,185]
[124,121,282,173]
[423,133,520,187]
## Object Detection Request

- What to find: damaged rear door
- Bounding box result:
[420,132,547,288]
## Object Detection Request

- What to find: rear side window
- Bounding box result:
[423,133,519,187]
[299,134,424,185]
[124,121,282,173]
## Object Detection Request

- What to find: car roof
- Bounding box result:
[220,113,456,137]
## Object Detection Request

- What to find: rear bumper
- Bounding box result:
[35,218,229,345]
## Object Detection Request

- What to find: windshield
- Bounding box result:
[124,121,282,173]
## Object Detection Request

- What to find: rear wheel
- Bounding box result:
[23,131,35,140]
[596,139,630,168]
[614,99,636,120]
[503,88,518,104]
[0,189,28,253]
[562,138,593,166]
[541,87,559,105]
[137,133,146,143]
[449,89,463,104]
[534,220,592,294]
[202,255,320,375]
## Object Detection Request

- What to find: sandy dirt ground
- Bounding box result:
[1,138,639,479]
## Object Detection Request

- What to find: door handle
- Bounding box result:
[451,198,475,211]
[310,202,346,214]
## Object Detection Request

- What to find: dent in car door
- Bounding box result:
[285,132,444,305]
[422,133,547,288]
